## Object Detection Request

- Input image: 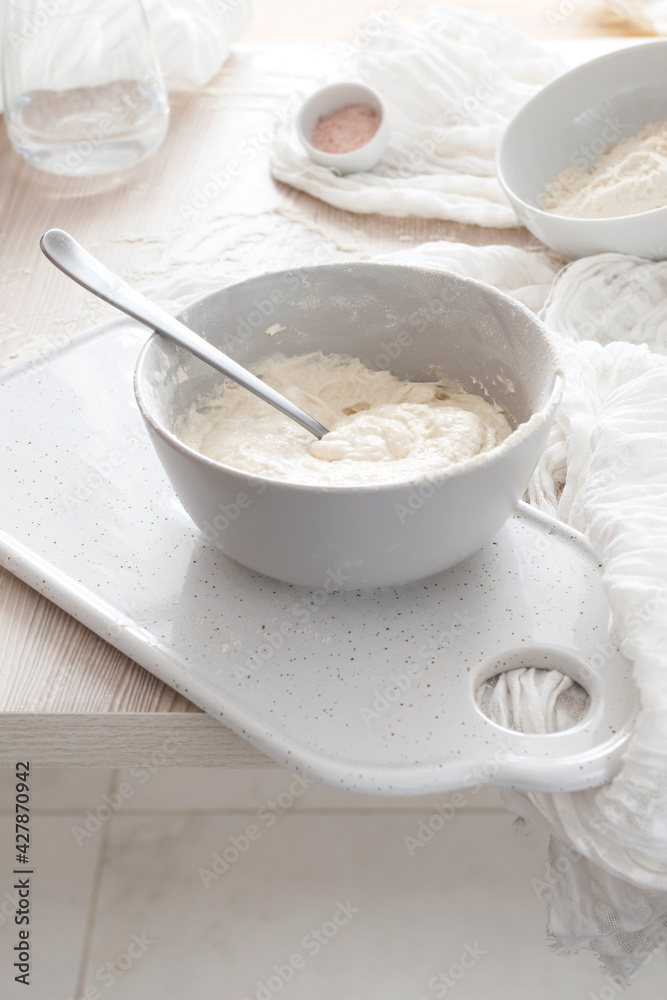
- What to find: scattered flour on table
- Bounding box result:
[176,352,511,487]
[540,119,667,218]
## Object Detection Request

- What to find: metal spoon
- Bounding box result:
[39,229,329,440]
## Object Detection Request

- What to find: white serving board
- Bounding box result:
[0,321,638,794]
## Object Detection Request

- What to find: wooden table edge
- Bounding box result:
[0,713,276,767]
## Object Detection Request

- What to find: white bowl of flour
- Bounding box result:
[496,40,667,259]
[134,263,562,589]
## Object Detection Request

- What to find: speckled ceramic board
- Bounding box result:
[0,322,638,794]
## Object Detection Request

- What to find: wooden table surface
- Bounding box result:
[0,1,645,766]
[247,0,644,41]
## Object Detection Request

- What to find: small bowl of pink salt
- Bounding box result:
[297,82,389,174]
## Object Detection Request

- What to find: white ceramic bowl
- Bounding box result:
[134,263,563,589]
[497,40,667,260]
[297,82,389,174]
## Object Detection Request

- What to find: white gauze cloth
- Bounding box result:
[270,5,565,227]
[380,241,667,983]
[144,0,253,90]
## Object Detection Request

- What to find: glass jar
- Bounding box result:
[2,0,170,175]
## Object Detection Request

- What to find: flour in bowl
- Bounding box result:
[540,119,667,218]
[177,352,511,487]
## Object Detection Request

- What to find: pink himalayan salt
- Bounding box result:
[310,103,380,154]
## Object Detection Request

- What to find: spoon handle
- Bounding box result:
[40,229,328,440]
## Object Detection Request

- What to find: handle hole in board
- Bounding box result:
[472,646,600,736]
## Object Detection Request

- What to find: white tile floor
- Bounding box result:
[0,767,664,999]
